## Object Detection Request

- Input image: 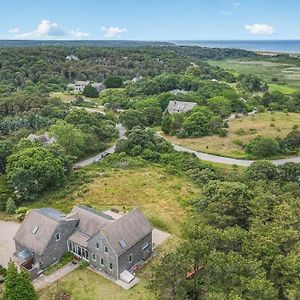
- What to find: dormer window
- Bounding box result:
[55,233,60,241]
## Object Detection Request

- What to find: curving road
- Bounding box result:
[73,112,300,168]
[172,143,300,167]
[73,124,126,168]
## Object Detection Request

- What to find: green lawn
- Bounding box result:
[162,112,300,159]
[210,59,300,91]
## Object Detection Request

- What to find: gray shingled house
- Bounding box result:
[166,100,197,114]
[14,206,153,282]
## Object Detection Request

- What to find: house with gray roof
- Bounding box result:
[14,205,153,282]
[27,132,56,146]
[70,81,106,93]
[166,100,197,114]
[168,89,190,95]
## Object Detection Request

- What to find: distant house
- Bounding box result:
[166,100,197,114]
[66,55,79,61]
[132,76,143,83]
[74,81,90,92]
[168,89,190,96]
[14,206,153,282]
[69,81,105,93]
[27,132,56,146]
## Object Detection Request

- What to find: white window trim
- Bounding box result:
[109,262,113,270]
[92,254,96,261]
[100,258,104,266]
[55,233,60,241]
[104,246,108,254]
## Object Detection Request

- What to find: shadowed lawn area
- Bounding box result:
[162,112,300,159]
[27,166,200,235]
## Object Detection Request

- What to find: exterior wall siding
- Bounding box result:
[88,233,118,278]
[41,220,77,268]
[118,233,152,276]
[88,232,152,279]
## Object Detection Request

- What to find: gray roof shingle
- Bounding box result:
[14,209,62,255]
[101,208,152,256]
[166,100,197,114]
[70,206,113,237]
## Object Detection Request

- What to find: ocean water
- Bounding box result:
[173,40,300,54]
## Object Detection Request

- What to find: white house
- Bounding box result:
[66,55,79,61]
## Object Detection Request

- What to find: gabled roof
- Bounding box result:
[70,206,113,237]
[166,100,197,114]
[74,81,90,86]
[101,208,152,256]
[14,208,65,255]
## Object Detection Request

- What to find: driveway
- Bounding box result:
[73,124,126,168]
[0,220,20,267]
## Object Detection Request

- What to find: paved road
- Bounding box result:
[73,124,126,168]
[172,143,300,167]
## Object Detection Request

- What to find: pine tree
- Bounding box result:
[3,261,37,300]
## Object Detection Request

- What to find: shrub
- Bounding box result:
[246,136,281,157]
[16,207,29,221]
[6,198,16,214]
[78,260,89,270]
[235,128,247,136]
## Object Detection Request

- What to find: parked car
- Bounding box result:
[100,152,110,158]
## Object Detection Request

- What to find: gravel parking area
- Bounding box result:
[0,220,20,267]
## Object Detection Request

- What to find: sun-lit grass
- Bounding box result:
[210,59,300,90]
[50,92,96,103]
[27,166,200,235]
[269,83,297,94]
[163,112,300,159]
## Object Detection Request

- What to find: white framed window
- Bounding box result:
[100,258,104,266]
[55,233,60,241]
[96,242,99,249]
[129,254,133,263]
[109,263,113,270]
[92,254,96,261]
[142,242,149,251]
[104,246,108,253]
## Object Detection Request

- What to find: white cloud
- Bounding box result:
[101,26,127,38]
[70,30,90,39]
[9,28,19,34]
[245,23,275,35]
[15,19,66,39]
[12,20,90,40]
[233,2,240,7]
[220,10,231,15]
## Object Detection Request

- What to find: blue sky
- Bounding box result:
[0,0,299,40]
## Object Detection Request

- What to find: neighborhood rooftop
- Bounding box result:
[166,100,197,114]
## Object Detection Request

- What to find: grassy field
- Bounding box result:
[210,59,300,91]
[163,112,300,159]
[26,165,200,235]
[50,92,96,103]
